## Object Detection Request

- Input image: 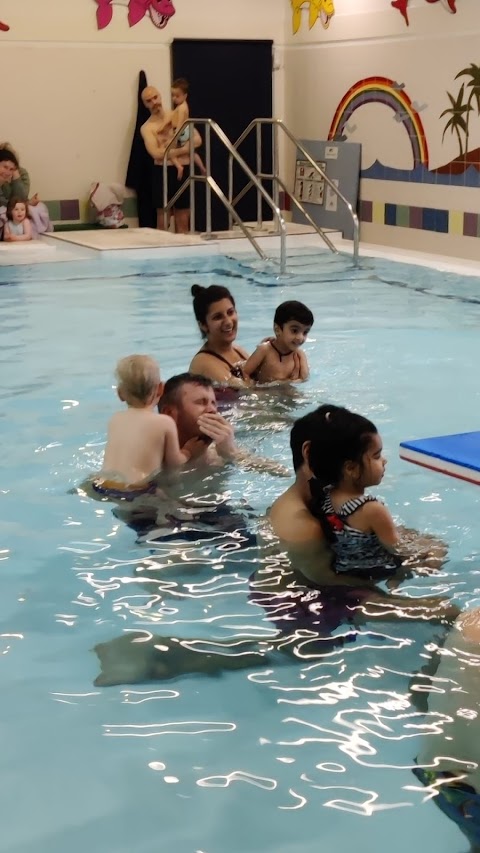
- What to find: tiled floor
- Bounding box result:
[45,222,327,252]
[45,227,208,251]
[0,234,99,266]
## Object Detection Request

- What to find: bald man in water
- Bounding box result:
[140,86,202,234]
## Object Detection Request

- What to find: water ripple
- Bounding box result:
[103,721,237,738]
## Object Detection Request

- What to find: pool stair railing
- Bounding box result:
[162,118,360,273]
[162,118,288,273]
[230,119,359,267]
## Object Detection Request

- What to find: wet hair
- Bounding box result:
[191,284,236,338]
[0,148,18,168]
[305,404,378,542]
[172,78,189,95]
[274,301,314,329]
[6,196,29,220]
[290,406,328,472]
[159,372,213,412]
[307,404,378,486]
[115,354,160,406]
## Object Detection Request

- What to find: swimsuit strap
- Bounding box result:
[200,349,245,379]
[270,341,291,361]
[337,494,377,519]
[322,488,377,521]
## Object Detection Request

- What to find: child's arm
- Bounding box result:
[173,102,189,132]
[22,219,32,240]
[2,222,31,242]
[362,501,399,550]
[6,219,33,242]
[243,344,268,380]
[161,416,204,467]
[297,350,309,381]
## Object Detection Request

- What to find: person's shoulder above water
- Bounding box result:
[189,348,248,385]
[269,483,323,545]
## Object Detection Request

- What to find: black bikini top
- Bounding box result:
[200,348,245,380]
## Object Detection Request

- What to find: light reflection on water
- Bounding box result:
[2,252,480,852]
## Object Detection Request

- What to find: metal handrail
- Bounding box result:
[161,118,287,273]
[230,118,360,264]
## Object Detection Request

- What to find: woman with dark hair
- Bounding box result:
[0,143,52,235]
[188,284,250,386]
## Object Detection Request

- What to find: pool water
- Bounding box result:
[2,249,480,853]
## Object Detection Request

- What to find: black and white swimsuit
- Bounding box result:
[321,487,401,578]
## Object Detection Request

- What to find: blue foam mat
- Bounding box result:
[400,431,480,472]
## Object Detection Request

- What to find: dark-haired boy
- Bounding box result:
[243,300,314,383]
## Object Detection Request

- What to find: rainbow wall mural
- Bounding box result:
[329,76,429,169]
[328,74,480,188]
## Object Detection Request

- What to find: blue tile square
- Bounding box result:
[435,209,449,233]
[422,207,449,232]
[422,208,436,231]
[384,203,397,226]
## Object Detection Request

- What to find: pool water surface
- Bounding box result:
[2,249,480,853]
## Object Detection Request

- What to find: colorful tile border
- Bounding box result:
[359,200,480,238]
[45,197,138,222]
[44,195,480,240]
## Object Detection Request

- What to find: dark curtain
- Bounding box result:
[171,40,273,232]
[125,70,156,228]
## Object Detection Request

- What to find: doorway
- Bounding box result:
[171,38,273,231]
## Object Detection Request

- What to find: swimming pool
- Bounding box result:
[2,248,480,853]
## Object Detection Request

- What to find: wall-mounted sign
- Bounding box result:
[295,160,326,205]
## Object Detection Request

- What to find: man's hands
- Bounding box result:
[181,436,209,461]
[197,413,236,460]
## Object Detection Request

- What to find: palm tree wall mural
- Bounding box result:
[440,84,472,158]
[454,63,480,154]
[438,64,480,175]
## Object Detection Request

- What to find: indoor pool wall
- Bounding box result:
[2,242,480,853]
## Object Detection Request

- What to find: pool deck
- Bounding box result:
[1,223,479,278]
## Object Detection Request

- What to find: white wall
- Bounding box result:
[283,0,480,259]
[0,0,285,204]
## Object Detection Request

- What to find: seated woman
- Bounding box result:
[0,143,52,236]
[188,285,250,388]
